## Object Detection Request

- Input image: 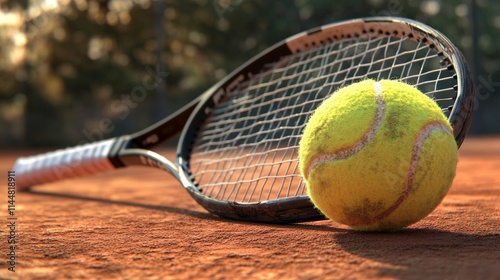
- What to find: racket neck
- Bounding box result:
[108,135,132,168]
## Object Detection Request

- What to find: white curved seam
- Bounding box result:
[305,81,386,178]
[405,122,453,192]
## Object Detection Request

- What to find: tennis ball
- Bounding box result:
[299,79,458,231]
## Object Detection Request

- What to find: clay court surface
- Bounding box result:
[0,137,498,279]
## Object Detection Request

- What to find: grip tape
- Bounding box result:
[13,139,117,190]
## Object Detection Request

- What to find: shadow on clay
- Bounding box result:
[333,228,500,278]
[27,189,349,232]
[28,189,219,221]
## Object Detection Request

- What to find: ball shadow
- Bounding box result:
[333,228,500,279]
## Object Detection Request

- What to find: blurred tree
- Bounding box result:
[0,0,498,148]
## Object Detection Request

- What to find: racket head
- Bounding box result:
[176,17,475,223]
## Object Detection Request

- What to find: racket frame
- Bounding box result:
[168,17,474,222]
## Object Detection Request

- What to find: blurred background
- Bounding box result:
[0,0,498,149]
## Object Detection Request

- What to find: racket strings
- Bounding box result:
[190,31,457,203]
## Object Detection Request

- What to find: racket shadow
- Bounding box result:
[259,221,351,233]
[27,189,218,221]
[26,189,349,232]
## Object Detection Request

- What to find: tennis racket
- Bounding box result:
[13,17,475,223]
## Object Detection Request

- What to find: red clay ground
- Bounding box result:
[0,137,499,279]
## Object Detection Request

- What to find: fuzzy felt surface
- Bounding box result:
[299,79,458,231]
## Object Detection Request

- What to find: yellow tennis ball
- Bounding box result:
[299,79,458,231]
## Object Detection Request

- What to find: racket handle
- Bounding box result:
[13,139,117,191]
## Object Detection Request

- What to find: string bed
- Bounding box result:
[189,32,457,203]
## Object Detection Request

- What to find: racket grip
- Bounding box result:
[13,139,117,191]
